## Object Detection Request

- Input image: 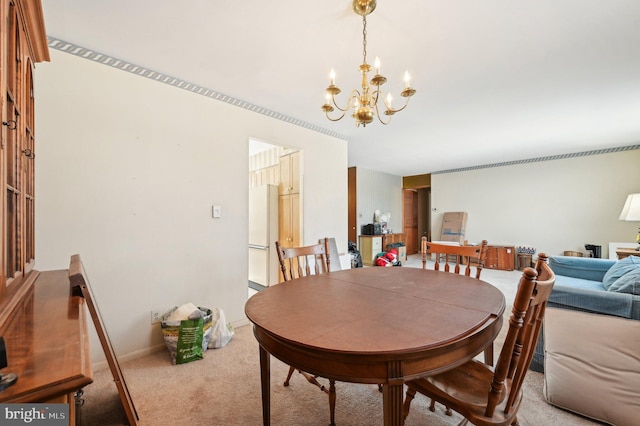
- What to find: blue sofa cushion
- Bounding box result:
[608,268,640,295]
[554,276,606,292]
[602,255,640,292]
[549,256,615,282]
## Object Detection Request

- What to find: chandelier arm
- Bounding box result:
[385,96,412,114]
[331,89,362,112]
[372,87,413,114]
[370,88,380,105]
[373,101,392,125]
[325,110,347,122]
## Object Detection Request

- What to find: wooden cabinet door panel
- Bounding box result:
[484,246,515,271]
[291,193,300,247]
[278,194,300,248]
[279,152,300,195]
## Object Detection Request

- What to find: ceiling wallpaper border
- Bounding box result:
[46,37,348,141]
[433,144,640,175]
[47,37,639,176]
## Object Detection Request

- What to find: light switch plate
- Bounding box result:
[212,205,222,218]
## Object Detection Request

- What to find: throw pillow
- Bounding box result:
[608,268,640,295]
[602,255,640,290]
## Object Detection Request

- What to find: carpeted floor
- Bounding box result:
[79,255,603,425]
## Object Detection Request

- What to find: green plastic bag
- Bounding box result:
[175,318,204,364]
[161,307,213,365]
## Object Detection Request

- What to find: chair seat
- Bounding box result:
[408,360,522,426]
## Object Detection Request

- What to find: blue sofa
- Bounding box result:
[531,255,640,372]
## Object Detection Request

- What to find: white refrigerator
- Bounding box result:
[248,184,280,286]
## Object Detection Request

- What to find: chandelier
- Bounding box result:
[322,0,416,127]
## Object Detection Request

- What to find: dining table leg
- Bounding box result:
[383,360,405,426]
[259,345,271,426]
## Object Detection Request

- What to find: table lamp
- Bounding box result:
[619,193,640,250]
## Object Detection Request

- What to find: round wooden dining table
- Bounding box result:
[245,266,506,426]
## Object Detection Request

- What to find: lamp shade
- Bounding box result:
[619,193,640,221]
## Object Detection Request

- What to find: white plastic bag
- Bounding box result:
[208,307,235,349]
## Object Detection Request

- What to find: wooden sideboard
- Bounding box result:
[484,245,516,271]
[0,269,93,425]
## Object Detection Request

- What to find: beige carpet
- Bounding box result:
[80,257,604,425]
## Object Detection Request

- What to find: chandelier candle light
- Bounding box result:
[322,0,416,127]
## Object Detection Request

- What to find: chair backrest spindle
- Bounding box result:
[276,238,331,282]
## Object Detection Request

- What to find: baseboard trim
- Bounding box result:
[91,319,252,371]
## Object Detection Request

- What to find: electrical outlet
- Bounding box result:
[151,309,163,324]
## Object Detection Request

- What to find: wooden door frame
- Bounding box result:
[348,167,357,243]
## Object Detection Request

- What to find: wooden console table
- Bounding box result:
[616,247,639,260]
[0,269,93,425]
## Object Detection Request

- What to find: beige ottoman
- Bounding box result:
[543,308,640,426]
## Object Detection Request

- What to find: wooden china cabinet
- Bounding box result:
[0,1,93,424]
[0,0,49,295]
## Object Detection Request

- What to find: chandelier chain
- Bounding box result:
[362,14,367,65]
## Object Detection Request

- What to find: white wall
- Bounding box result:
[35,50,348,362]
[355,168,403,235]
[431,150,640,258]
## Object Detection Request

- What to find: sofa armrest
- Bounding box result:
[549,256,615,282]
[530,282,640,373]
[544,308,640,426]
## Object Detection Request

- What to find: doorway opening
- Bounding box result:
[248,139,302,296]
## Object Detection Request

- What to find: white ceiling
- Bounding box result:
[41,0,640,176]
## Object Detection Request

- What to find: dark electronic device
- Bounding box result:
[361,223,382,235]
[0,337,18,391]
[584,244,601,258]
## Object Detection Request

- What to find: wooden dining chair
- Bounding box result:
[421,237,494,366]
[422,237,489,280]
[275,237,337,425]
[276,237,331,281]
[404,253,556,426]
